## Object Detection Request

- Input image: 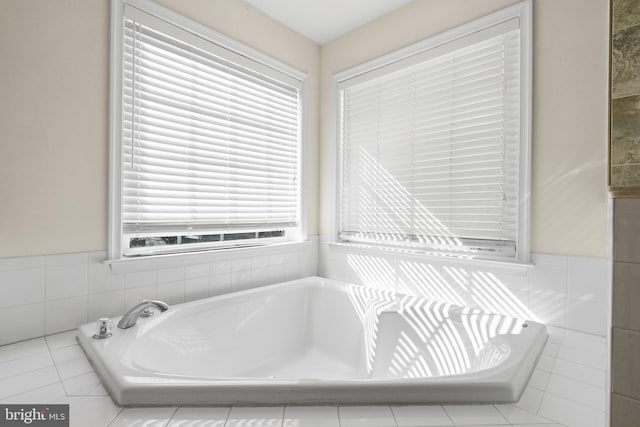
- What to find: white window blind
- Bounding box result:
[117,4,302,256]
[338,18,524,259]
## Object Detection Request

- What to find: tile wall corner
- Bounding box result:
[0,236,319,346]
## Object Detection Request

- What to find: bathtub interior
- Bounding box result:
[123,280,528,382]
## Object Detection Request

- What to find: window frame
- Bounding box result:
[330,0,532,263]
[108,0,309,262]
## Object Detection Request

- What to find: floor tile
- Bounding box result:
[528,369,551,391]
[283,406,339,427]
[55,356,94,380]
[63,371,102,395]
[46,330,78,350]
[538,393,605,427]
[0,350,53,380]
[0,338,48,364]
[442,405,509,425]
[0,382,66,404]
[168,407,230,427]
[551,359,606,388]
[495,404,555,424]
[87,383,108,396]
[51,344,85,364]
[225,407,284,427]
[556,331,607,371]
[516,424,566,427]
[338,406,397,427]
[69,395,121,427]
[108,407,176,427]
[513,386,545,414]
[391,405,453,426]
[545,373,605,411]
[0,365,60,400]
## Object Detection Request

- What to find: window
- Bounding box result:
[334,2,531,262]
[109,0,306,259]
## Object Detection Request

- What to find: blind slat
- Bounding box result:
[121,14,301,241]
[339,25,521,256]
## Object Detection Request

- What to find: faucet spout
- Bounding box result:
[117,300,169,329]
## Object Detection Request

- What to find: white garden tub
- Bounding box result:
[77,276,547,406]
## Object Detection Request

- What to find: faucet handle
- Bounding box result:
[140,300,169,317]
[93,317,113,339]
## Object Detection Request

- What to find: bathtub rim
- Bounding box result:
[76,275,548,406]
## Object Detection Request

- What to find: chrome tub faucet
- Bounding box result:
[118,300,169,329]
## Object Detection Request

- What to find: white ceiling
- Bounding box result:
[244,0,413,45]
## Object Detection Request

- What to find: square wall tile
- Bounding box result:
[611,393,640,427]
[612,24,640,99]
[0,255,44,271]
[567,256,610,301]
[88,291,125,321]
[611,95,640,166]
[185,277,209,302]
[125,270,156,289]
[45,296,88,335]
[614,198,640,263]
[157,281,185,305]
[529,260,568,328]
[186,263,209,279]
[88,263,124,294]
[45,252,88,267]
[157,267,184,284]
[210,261,232,275]
[0,268,45,308]
[567,297,608,336]
[45,264,88,300]
[0,304,45,346]
[612,327,640,400]
[210,273,232,296]
[614,0,640,31]
[613,261,640,331]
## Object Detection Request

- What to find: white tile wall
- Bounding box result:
[0,328,607,426]
[0,237,318,346]
[0,235,610,427]
[318,237,612,337]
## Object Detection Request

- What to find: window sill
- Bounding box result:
[327,242,534,273]
[106,240,311,273]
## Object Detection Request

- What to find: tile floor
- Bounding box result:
[0,327,607,427]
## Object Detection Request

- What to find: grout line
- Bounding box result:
[440,405,455,426]
[0,380,64,402]
[104,405,124,427]
[165,407,179,427]
[387,405,399,427]
[223,406,232,427]
[540,386,607,414]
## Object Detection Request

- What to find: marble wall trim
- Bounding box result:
[610,0,640,189]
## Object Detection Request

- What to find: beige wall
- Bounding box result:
[0,0,609,259]
[0,0,320,258]
[319,0,610,258]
